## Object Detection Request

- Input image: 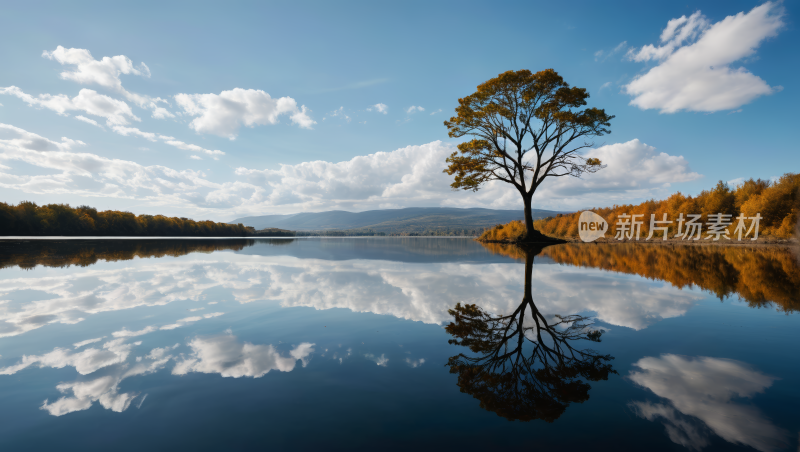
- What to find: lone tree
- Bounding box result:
[444,69,613,242]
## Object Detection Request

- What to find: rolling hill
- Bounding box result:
[230,207,565,233]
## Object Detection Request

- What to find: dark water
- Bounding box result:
[0,238,798,451]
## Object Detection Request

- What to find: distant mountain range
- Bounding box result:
[229,207,566,233]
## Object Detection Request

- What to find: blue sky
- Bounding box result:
[0,0,796,221]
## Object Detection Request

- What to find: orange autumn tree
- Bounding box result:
[533,173,800,239]
[443,69,613,242]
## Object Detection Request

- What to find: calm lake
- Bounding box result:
[0,238,798,451]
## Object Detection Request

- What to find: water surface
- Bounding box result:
[0,238,798,451]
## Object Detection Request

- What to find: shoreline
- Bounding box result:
[1,235,796,250]
[0,235,480,240]
[478,236,798,249]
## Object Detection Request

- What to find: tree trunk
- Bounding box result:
[522,194,550,242]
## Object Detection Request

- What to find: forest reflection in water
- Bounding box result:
[0,238,260,269]
[445,245,615,422]
[482,242,800,312]
[4,238,798,317]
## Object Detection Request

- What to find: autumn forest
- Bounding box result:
[534,173,799,240]
[0,201,250,236]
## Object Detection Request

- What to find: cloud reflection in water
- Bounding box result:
[628,354,787,452]
[173,333,314,378]
[0,332,314,416]
[0,255,705,339]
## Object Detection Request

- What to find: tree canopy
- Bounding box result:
[444,69,613,241]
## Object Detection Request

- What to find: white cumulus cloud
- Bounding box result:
[367,103,388,114]
[163,139,224,158]
[43,46,150,90]
[0,124,701,218]
[531,139,702,208]
[1,86,140,126]
[0,123,250,216]
[1,87,218,155]
[625,2,784,113]
[74,115,103,128]
[110,125,161,141]
[234,139,701,214]
[175,88,315,139]
[42,46,173,118]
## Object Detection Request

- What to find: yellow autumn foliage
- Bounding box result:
[533,173,799,239]
[478,220,527,242]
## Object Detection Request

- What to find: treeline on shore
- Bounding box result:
[252,228,296,237]
[293,228,481,237]
[391,228,481,237]
[294,229,384,237]
[0,202,251,237]
[534,173,799,240]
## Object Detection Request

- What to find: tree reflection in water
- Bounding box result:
[445,244,616,422]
